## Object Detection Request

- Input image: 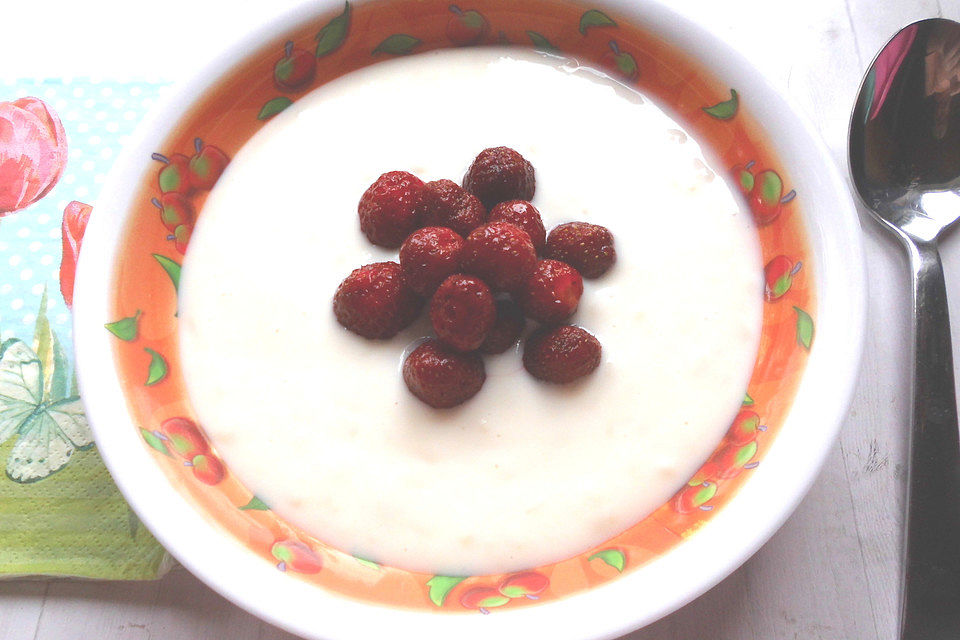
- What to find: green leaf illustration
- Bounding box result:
[105,310,141,342]
[141,428,172,456]
[152,254,181,294]
[426,575,465,606]
[527,31,558,52]
[33,288,55,399]
[239,496,269,511]
[373,34,421,56]
[794,307,814,350]
[579,9,616,34]
[354,556,380,570]
[258,97,293,120]
[144,348,168,386]
[743,392,754,406]
[702,89,739,119]
[315,1,351,57]
[589,548,625,572]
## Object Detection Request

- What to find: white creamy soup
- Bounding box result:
[179,47,763,576]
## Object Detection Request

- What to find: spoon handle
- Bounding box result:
[901,240,960,640]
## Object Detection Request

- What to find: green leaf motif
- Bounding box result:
[144,348,168,386]
[527,31,558,52]
[240,496,269,511]
[743,392,754,406]
[141,428,172,456]
[32,288,56,400]
[152,254,181,293]
[426,575,465,606]
[373,34,421,56]
[794,307,814,350]
[315,1,351,57]
[702,89,739,120]
[105,310,141,342]
[589,548,626,572]
[354,556,380,570]
[579,9,616,35]
[258,97,293,121]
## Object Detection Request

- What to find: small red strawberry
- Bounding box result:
[399,226,465,296]
[545,222,616,278]
[518,259,583,325]
[333,262,423,339]
[479,298,525,354]
[416,179,487,237]
[488,200,546,253]
[461,221,537,291]
[430,274,496,352]
[463,146,535,209]
[358,171,425,247]
[403,339,486,408]
[523,325,601,383]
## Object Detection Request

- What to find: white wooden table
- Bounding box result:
[3,0,960,637]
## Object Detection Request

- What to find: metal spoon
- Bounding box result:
[849,18,960,640]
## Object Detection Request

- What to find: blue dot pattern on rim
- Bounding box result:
[0,78,170,356]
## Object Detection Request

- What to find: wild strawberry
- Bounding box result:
[545,222,616,278]
[357,171,425,247]
[523,325,601,383]
[430,274,496,352]
[461,221,537,291]
[488,200,546,253]
[479,298,525,354]
[333,262,422,339]
[462,147,535,209]
[399,226,465,296]
[417,179,487,237]
[518,259,583,324]
[403,339,485,408]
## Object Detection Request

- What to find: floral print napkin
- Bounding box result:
[0,79,170,578]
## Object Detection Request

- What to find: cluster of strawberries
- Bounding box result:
[333,147,615,408]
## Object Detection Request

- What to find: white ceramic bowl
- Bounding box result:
[73,0,866,637]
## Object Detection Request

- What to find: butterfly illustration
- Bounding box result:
[0,337,91,483]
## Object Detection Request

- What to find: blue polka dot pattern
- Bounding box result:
[0,80,170,356]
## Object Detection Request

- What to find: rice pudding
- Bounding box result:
[178,47,762,576]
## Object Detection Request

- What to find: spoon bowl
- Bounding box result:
[849,18,960,640]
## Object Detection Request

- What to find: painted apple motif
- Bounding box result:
[748,169,784,225]
[271,539,323,574]
[153,152,193,196]
[498,571,548,598]
[59,200,92,309]
[460,586,510,613]
[764,255,802,301]
[173,223,191,254]
[151,193,195,232]
[687,461,720,486]
[672,481,717,514]
[187,138,229,191]
[446,5,488,46]
[0,97,67,215]
[601,40,639,80]
[731,163,755,194]
[713,441,759,479]
[189,453,225,485]
[159,417,208,459]
[726,409,763,445]
[274,41,316,92]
